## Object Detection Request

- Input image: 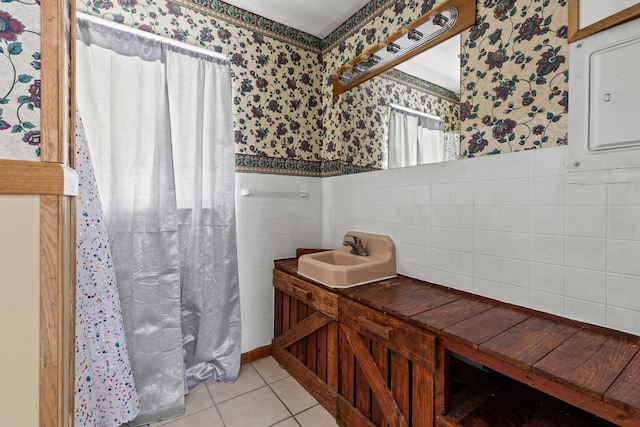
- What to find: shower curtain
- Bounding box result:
[75,14,241,426]
[388,105,445,168]
[75,111,139,427]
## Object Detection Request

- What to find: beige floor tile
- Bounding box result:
[252,356,290,384]
[295,404,339,427]
[270,376,318,415]
[217,386,290,427]
[272,418,301,427]
[206,363,266,404]
[158,406,223,427]
[184,382,215,415]
[148,411,185,427]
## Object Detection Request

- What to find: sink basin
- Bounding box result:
[297,231,397,288]
[309,251,371,266]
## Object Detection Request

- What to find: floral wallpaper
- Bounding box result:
[76,0,569,175]
[324,0,569,171]
[0,1,42,161]
[76,0,326,175]
[459,0,568,157]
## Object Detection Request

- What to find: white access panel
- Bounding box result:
[569,17,640,174]
[589,37,640,151]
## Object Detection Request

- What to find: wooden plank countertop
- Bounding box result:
[274,258,640,425]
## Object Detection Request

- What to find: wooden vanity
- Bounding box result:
[273,257,640,427]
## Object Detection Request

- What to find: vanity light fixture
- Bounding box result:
[432,13,450,27]
[331,0,477,96]
[408,29,424,41]
[386,42,402,53]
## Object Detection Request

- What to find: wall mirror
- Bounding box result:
[568,0,640,43]
[332,0,476,172]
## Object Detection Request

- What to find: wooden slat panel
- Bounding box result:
[434,346,450,419]
[290,297,299,356]
[443,305,531,347]
[282,293,291,335]
[533,330,639,400]
[341,324,408,427]
[339,325,355,405]
[306,307,317,374]
[298,302,308,363]
[327,321,339,391]
[480,317,579,370]
[273,311,332,350]
[412,361,434,427]
[318,322,328,383]
[370,341,388,426]
[274,288,283,338]
[605,350,640,420]
[355,337,372,420]
[390,352,409,423]
[412,298,495,332]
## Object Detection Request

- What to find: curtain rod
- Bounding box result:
[389,103,441,121]
[76,11,228,63]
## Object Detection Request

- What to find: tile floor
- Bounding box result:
[124,356,339,427]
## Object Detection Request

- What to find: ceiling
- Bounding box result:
[222,0,372,39]
[222,0,460,94]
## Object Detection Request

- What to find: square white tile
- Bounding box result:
[565,267,606,304]
[252,356,290,384]
[270,376,318,415]
[206,363,266,404]
[153,406,224,427]
[295,404,339,427]
[217,386,290,427]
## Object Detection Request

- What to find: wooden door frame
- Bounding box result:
[41,0,75,426]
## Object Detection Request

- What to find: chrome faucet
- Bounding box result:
[343,234,368,256]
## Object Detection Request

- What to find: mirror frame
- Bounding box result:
[568,0,640,43]
[331,0,476,96]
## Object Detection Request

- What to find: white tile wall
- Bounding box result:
[238,146,640,353]
[322,146,640,336]
[235,173,323,352]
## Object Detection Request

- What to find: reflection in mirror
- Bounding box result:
[388,35,461,168]
[338,35,461,171]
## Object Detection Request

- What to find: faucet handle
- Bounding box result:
[345,234,362,247]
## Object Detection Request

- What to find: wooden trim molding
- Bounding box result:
[40,196,66,427]
[241,345,273,365]
[39,1,75,426]
[332,0,476,96]
[568,1,640,43]
[41,0,66,163]
[0,160,78,196]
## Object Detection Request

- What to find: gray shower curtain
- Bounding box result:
[75,13,241,426]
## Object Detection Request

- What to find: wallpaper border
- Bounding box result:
[175,0,323,52]
[176,0,395,53]
[383,69,460,104]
